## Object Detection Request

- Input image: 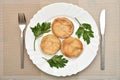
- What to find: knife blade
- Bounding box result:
[100,9,106,70]
[100,9,106,35]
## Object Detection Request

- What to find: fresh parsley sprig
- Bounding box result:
[75,17,94,44]
[43,55,68,68]
[31,22,51,51]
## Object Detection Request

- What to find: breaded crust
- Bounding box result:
[40,34,61,55]
[61,37,83,58]
[52,17,74,38]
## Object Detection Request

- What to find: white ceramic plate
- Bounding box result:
[25,2,99,77]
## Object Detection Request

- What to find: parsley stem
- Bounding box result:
[75,17,81,26]
[34,37,36,51]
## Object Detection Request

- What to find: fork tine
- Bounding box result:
[18,13,26,24]
[18,13,23,24]
[18,13,21,23]
[23,13,26,23]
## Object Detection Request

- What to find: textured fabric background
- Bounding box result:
[0,0,120,80]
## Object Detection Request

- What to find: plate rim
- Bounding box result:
[25,2,100,77]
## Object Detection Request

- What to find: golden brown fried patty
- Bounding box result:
[52,17,74,38]
[40,34,61,55]
[61,37,83,58]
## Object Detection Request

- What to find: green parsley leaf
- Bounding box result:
[75,17,94,44]
[43,55,68,69]
[31,22,51,51]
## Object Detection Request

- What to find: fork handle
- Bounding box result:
[100,35,105,70]
[20,32,24,69]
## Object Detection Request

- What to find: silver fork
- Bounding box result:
[18,13,26,69]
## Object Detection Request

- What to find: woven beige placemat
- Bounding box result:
[0,0,120,79]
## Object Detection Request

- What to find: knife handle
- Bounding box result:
[100,35,105,70]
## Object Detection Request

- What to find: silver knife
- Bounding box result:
[100,9,106,70]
